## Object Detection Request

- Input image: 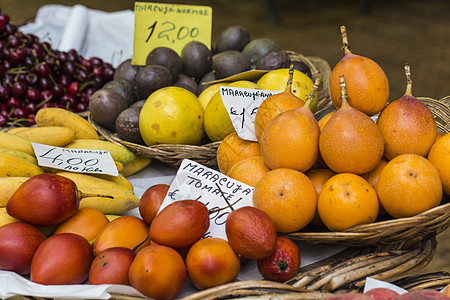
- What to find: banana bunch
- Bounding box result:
[0,108,152,219]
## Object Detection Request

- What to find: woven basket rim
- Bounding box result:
[285,200,450,247]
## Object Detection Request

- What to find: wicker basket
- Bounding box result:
[286,196,450,247]
[115,237,448,299]
[89,53,332,169]
[282,95,450,247]
[10,236,446,300]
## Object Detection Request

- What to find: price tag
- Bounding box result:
[32,143,119,176]
[220,86,282,141]
[159,159,254,240]
[132,2,212,66]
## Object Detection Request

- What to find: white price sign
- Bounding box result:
[31,143,119,176]
[159,159,254,240]
[220,86,281,141]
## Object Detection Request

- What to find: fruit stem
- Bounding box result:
[339,75,350,106]
[285,64,295,91]
[340,26,352,54]
[303,78,321,108]
[404,63,413,96]
[78,192,114,200]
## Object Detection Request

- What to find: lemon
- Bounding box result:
[204,92,236,142]
[198,83,227,110]
[203,81,261,142]
[139,87,204,146]
[257,68,318,112]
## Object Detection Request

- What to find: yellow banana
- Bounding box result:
[0,207,22,227]
[78,186,140,215]
[35,107,99,140]
[0,153,44,177]
[105,214,122,222]
[55,171,132,192]
[0,147,38,165]
[6,127,29,135]
[120,156,152,177]
[90,173,134,191]
[0,177,29,207]
[0,131,35,157]
[64,139,135,164]
[114,160,123,172]
[13,126,76,147]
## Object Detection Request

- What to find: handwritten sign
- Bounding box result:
[159,159,254,240]
[31,143,119,176]
[132,2,212,66]
[220,86,282,141]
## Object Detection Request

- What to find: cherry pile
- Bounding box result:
[0,10,114,128]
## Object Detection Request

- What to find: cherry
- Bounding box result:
[67,81,80,96]
[12,81,26,98]
[103,67,114,82]
[39,77,52,90]
[5,23,17,35]
[12,107,28,119]
[26,113,36,125]
[63,61,75,75]
[60,94,76,108]
[52,83,65,98]
[24,102,37,113]
[39,90,54,103]
[7,96,22,109]
[8,48,25,64]
[74,102,86,112]
[25,73,38,86]
[7,35,20,48]
[0,114,7,127]
[0,14,10,25]
[26,88,41,102]
[0,85,11,100]
[35,62,51,77]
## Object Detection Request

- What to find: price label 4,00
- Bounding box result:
[132,2,212,66]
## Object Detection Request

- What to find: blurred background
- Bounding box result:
[3,0,450,101]
[2,0,449,276]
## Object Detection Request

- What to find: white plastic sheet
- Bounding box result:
[20,4,135,68]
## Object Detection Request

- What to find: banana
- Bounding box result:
[115,160,124,172]
[13,126,76,147]
[0,131,35,157]
[0,207,22,227]
[55,171,132,192]
[35,107,99,140]
[90,173,134,191]
[120,155,152,177]
[105,214,122,222]
[78,186,140,215]
[0,177,29,207]
[6,127,29,135]
[0,153,44,177]
[0,147,38,165]
[64,139,135,164]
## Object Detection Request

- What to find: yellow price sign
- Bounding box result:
[132,2,212,66]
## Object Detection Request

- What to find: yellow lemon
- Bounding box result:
[203,81,260,142]
[198,83,228,110]
[257,68,318,112]
[139,86,204,146]
[204,92,236,142]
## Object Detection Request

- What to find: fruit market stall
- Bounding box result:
[1,2,450,300]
